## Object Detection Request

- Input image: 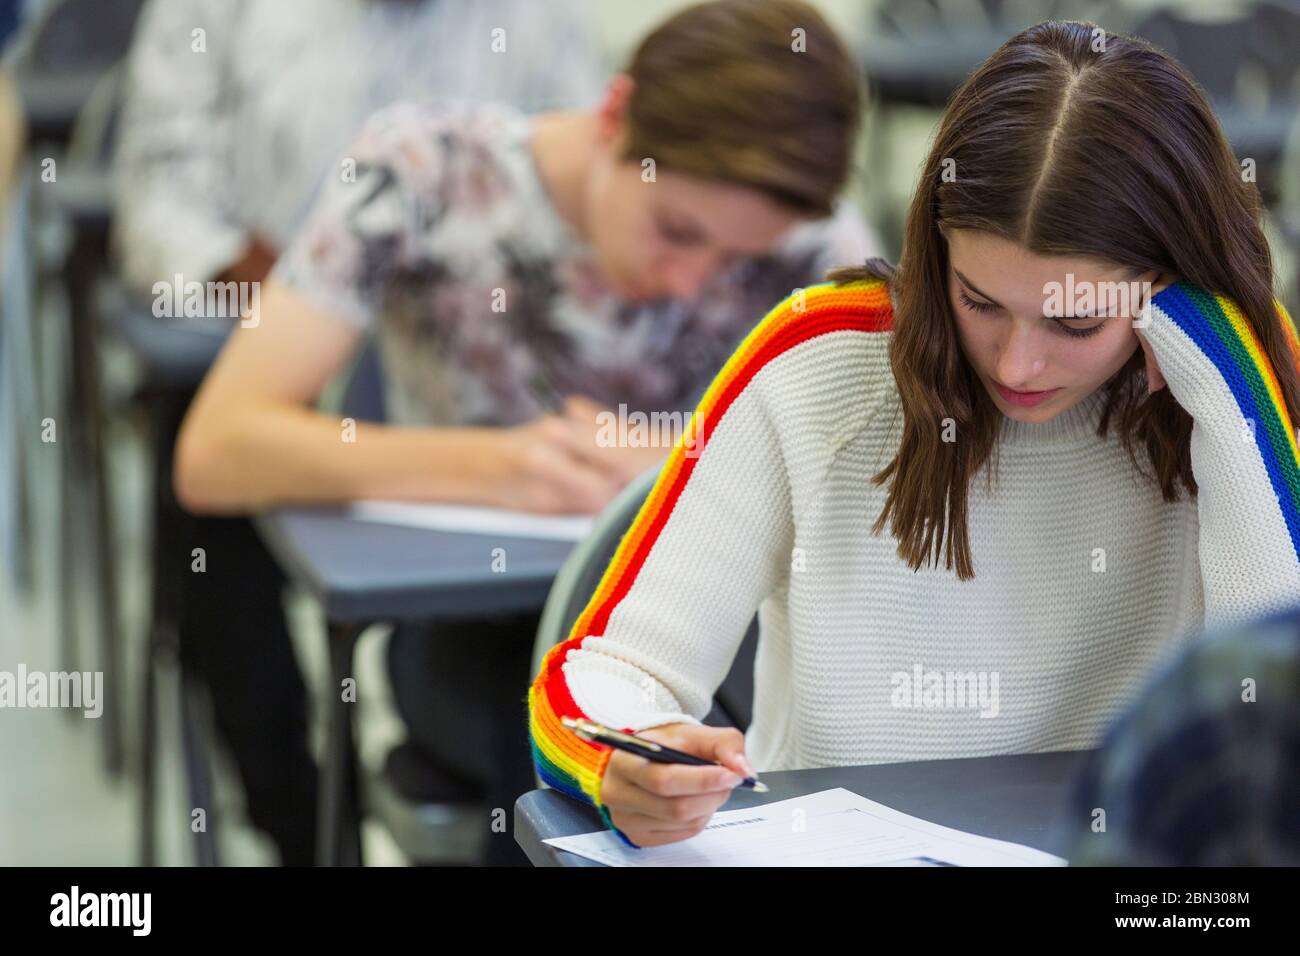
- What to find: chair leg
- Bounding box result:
[57,362,80,692]
[138,390,193,865]
[138,627,157,866]
[11,393,34,596]
[179,667,219,867]
[89,402,124,776]
[138,396,166,866]
[318,622,364,867]
[64,229,123,775]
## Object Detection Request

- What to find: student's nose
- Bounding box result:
[994,321,1049,389]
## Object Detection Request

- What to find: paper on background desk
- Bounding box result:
[544,788,1067,866]
[347,500,594,541]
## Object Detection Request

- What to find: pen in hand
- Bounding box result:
[562,716,769,792]
[528,365,568,416]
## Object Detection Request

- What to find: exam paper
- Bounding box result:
[543,788,1068,866]
[347,500,594,541]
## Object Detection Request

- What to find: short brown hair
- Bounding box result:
[621,0,861,218]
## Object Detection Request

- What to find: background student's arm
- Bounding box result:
[173,279,645,515]
[174,99,662,516]
[1140,282,1300,628]
[0,70,24,230]
[112,0,260,290]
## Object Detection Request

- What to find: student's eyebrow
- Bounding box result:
[953,268,999,304]
[954,265,1149,317]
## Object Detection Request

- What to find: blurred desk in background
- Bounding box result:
[254,507,576,865]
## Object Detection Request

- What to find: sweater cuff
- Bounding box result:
[528,646,637,848]
[1144,283,1299,441]
[529,711,643,849]
[1143,281,1300,621]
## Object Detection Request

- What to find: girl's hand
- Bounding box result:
[1132,324,1167,396]
[601,722,755,848]
[1133,272,1177,396]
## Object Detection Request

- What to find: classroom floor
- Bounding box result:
[0,333,409,865]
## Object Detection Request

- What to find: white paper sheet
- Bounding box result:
[543,788,1068,866]
[347,500,594,541]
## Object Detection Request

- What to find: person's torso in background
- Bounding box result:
[217,0,606,249]
[273,99,879,428]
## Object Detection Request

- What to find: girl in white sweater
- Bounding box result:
[529,20,1300,849]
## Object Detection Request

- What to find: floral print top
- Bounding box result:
[272,99,880,427]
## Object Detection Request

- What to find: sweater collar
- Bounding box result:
[997,387,1111,446]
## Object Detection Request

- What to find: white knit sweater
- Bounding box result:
[529,277,1300,840]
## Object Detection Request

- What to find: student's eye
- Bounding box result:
[1055,319,1106,339]
[958,289,998,313]
[657,218,700,245]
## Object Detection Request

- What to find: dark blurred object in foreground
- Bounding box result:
[1063,604,1300,865]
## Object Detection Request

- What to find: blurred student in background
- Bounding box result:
[0,70,21,224]
[173,0,879,864]
[1,0,28,224]
[1063,603,1300,866]
[113,0,606,865]
[1,18,30,581]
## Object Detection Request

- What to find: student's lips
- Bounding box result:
[993,382,1061,407]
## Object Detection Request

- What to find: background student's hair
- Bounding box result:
[831,19,1300,580]
[621,0,861,217]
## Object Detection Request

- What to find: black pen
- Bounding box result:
[529,366,568,416]
[561,715,769,792]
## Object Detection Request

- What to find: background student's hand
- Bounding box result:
[1132,324,1167,396]
[494,395,671,514]
[601,723,756,848]
[558,394,674,484]
[496,407,627,514]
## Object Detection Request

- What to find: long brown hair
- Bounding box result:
[621,0,861,217]
[830,19,1300,581]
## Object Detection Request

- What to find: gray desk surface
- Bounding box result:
[254,509,576,622]
[46,164,114,225]
[515,749,1091,866]
[13,69,104,138]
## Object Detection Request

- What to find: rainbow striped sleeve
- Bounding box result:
[1146,281,1300,622]
[527,278,894,845]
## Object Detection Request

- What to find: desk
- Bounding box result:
[46,163,114,230]
[13,68,104,143]
[515,749,1091,866]
[255,509,575,622]
[253,508,576,865]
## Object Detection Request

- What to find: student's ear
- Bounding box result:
[595,74,635,147]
